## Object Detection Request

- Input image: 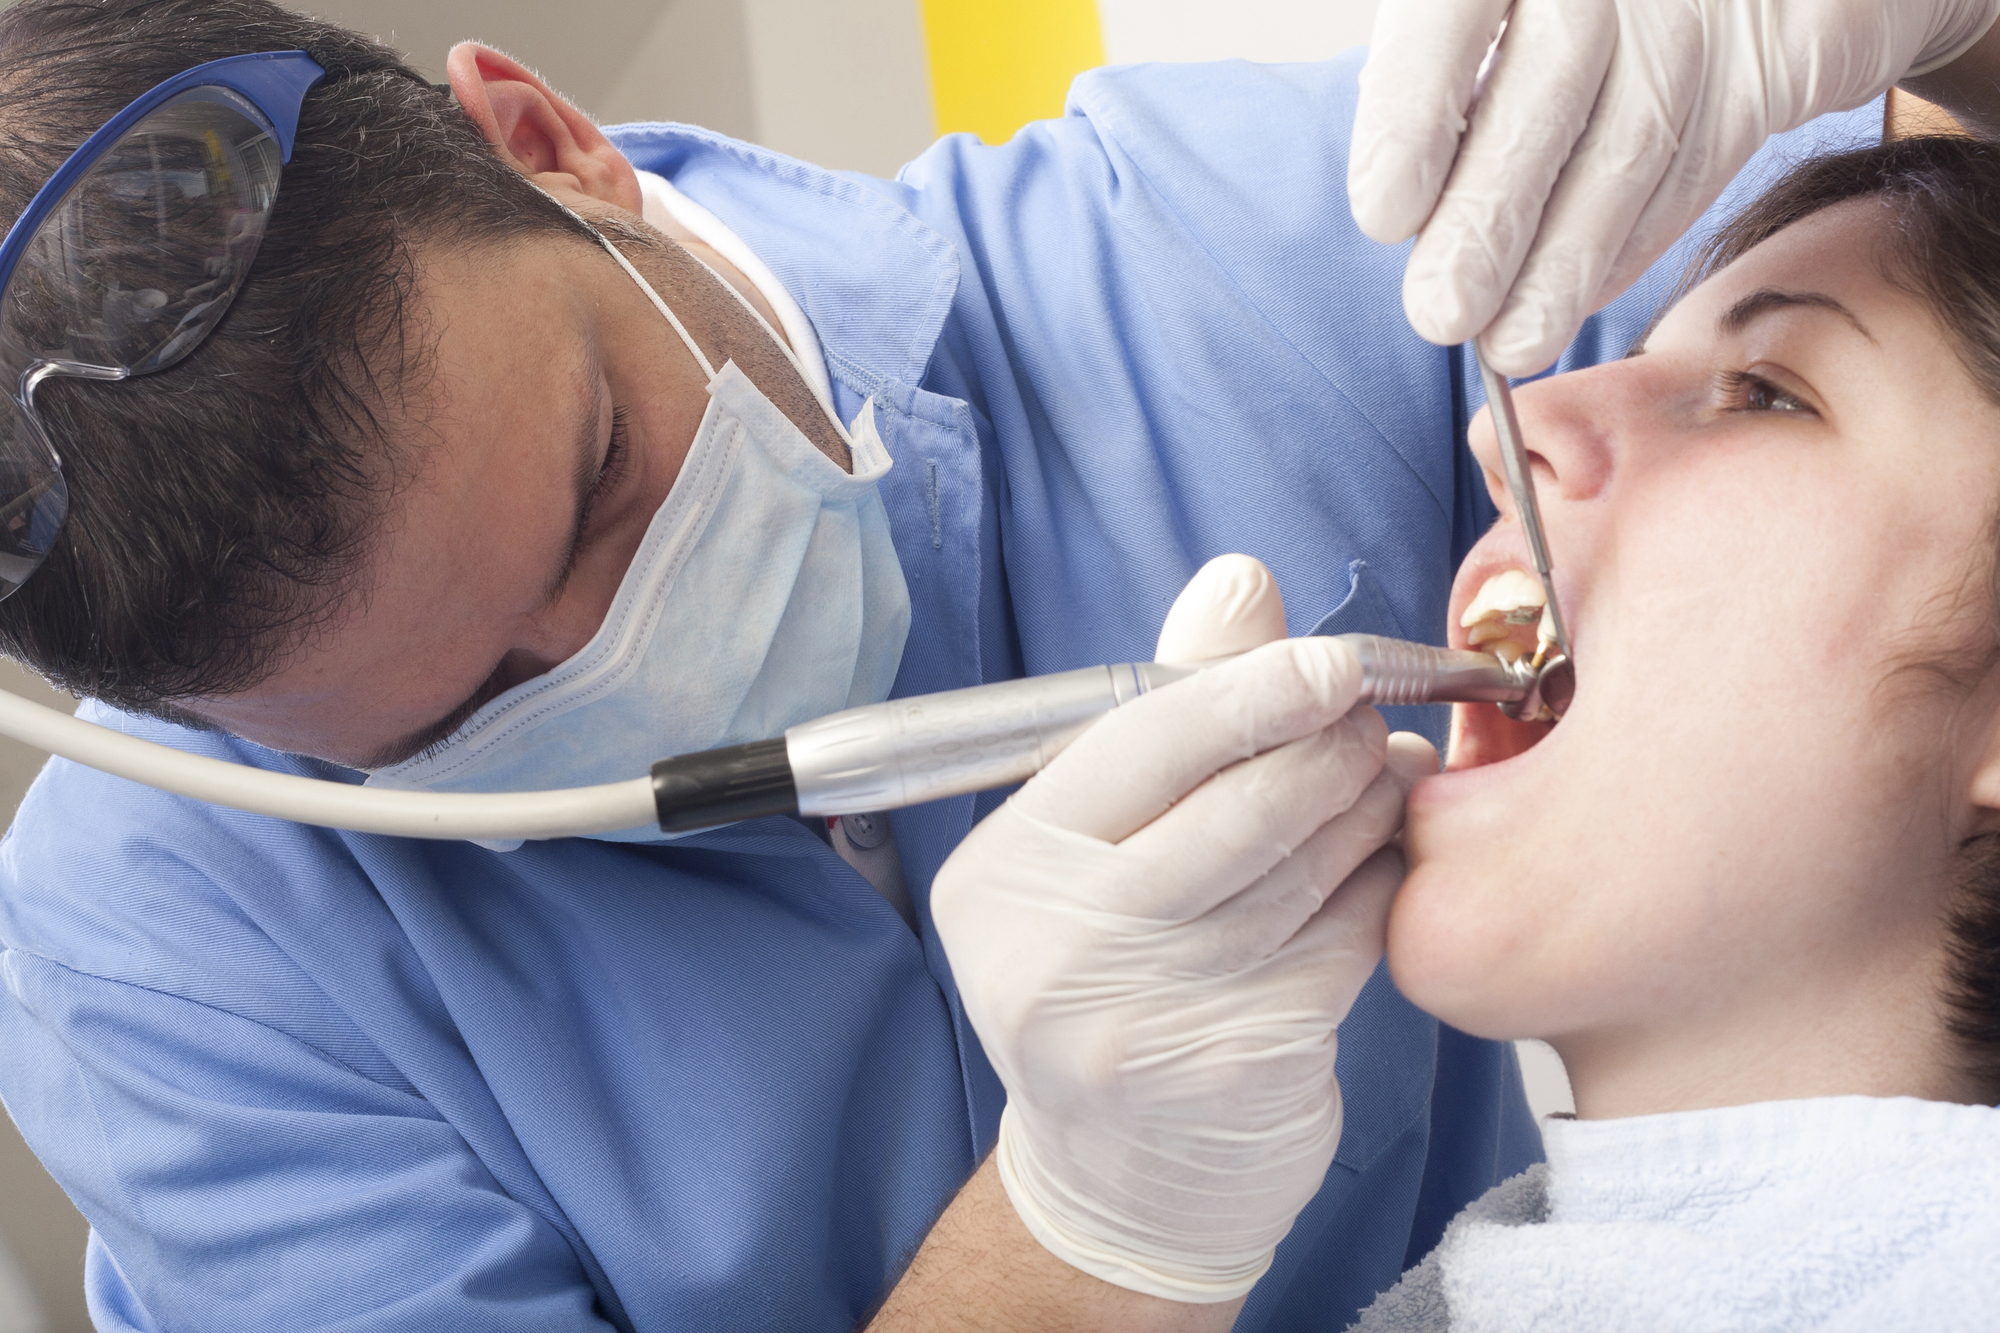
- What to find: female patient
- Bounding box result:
[1357,135,2000,1330]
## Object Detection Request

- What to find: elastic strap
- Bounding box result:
[545,186,851,441]
[588,231,717,381]
[675,244,852,443]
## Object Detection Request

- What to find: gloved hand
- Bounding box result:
[932,555,1437,1302]
[1348,0,2000,374]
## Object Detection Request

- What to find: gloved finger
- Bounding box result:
[1347,0,1513,245]
[1261,842,1406,1022]
[1165,758,1415,976]
[1132,844,1406,1096]
[1015,636,1365,845]
[1385,729,1440,785]
[1477,38,1700,375]
[1398,0,1619,347]
[1587,0,1944,328]
[1590,111,1775,324]
[1154,554,1288,664]
[1111,707,1388,921]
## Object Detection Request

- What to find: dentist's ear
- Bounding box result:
[446,43,643,216]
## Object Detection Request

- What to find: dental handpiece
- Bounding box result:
[649,634,1573,833]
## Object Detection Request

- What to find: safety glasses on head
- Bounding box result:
[0,49,326,600]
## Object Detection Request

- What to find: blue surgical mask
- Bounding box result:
[366,232,911,847]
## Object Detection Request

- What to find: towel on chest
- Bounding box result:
[1350,1096,2000,1332]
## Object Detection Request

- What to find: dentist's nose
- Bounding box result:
[495,595,618,695]
[1467,361,1621,512]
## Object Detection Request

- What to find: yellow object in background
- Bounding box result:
[920,0,1105,144]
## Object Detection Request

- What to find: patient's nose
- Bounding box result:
[1467,362,1622,515]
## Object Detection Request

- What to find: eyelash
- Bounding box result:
[582,406,632,530]
[1717,368,1812,415]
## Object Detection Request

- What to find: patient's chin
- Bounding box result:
[1383,859,1547,1040]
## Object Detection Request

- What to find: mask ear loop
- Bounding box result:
[671,245,855,446]
[533,187,722,381]
[545,187,856,446]
[587,228,719,383]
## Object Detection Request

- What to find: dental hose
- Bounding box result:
[0,687,658,840]
[0,635,1568,840]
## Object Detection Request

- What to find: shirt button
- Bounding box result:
[840,812,887,850]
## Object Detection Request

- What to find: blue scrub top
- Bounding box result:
[0,54,1877,1333]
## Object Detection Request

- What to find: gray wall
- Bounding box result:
[312,0,936,176]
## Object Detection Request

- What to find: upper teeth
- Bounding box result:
[1461,569,1557,657]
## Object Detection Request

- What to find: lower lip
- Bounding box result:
[1411,703,1560,809]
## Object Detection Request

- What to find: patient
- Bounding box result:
[1357,135,2000,1330]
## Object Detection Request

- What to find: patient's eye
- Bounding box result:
[1718,368,1812,415]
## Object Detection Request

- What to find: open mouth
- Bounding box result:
[1448,568,1571,772]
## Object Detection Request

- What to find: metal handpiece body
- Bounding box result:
[787,661,1196,817]
[1344,634,1532,706]
[649,635,1566,833]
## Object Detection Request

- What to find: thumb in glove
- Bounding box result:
[1154,553,1290,664]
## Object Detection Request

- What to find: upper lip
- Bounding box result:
[1448,533,1583,658]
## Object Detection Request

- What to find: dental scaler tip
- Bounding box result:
[648,634,1570,835]
[1475,344,1575,664]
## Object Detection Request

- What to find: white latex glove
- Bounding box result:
[932,555,1437,1302]
[1348,0,2000,374]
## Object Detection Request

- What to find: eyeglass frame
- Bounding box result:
[0,49,325,594]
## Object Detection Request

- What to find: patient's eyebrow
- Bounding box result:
[1718,287,1876,343]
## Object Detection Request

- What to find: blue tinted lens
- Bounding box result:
[0,85,282,380]
[0,86,281,600]
[0,394,68,597]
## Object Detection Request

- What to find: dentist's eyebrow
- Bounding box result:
[1718,287,1876,343]
[360,682,497,771]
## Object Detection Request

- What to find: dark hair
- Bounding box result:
[1683,134,2000,1099]
[0,0,593,714]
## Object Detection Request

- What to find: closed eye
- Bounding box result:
[580,405,633,535]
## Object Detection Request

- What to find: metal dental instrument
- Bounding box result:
[1475,343,1573,662]
[648,634,1571,833]
[0,346,1582,844]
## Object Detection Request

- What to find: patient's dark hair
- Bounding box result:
[0,0,592,714]
[1685,133,2000,1100]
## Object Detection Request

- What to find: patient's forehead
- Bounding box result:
[1679,201,1890,315]
[1642,198,1963,373]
